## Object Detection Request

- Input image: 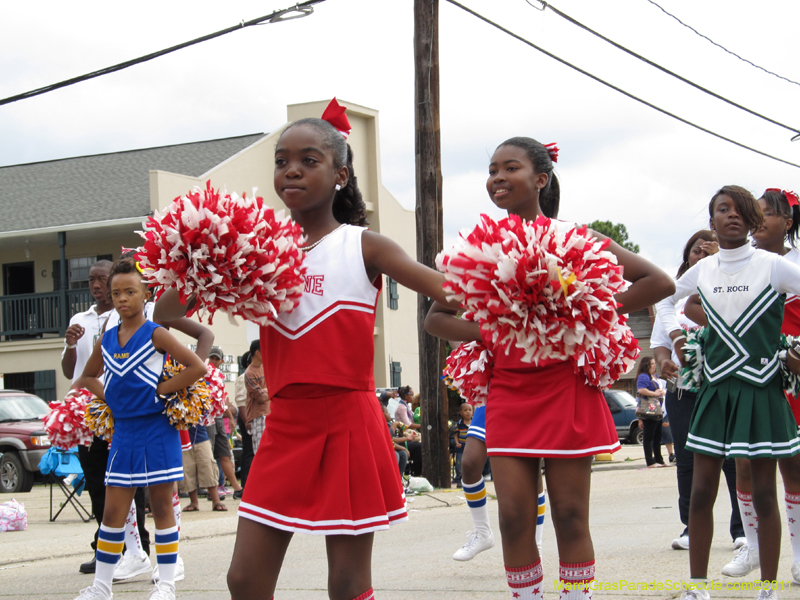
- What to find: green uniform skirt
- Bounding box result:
[686,376,800,459]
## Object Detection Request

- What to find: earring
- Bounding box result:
[335,184,342,191]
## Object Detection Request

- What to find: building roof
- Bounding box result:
[0,133,266,233]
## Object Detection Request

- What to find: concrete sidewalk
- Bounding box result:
[2,444,799,599]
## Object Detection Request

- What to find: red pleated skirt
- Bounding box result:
[485,361,620,458]
[238,388,408,535]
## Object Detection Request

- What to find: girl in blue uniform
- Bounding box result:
[74,258,207,600]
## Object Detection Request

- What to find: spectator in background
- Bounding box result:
[205,346,243,501]
[451,403,473,487]
[637,356,666,468]
[180,422,226,512]
[245,339,269,454]
[394,386,420,430]
[235,351,253,488]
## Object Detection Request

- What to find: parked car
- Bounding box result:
[603,389,643,445]
[0,390,51,493]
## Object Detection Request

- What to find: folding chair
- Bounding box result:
[38,447,93,523]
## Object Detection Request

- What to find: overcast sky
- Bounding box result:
[2,0,799,274]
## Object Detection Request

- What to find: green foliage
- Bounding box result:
[587,220,640,253]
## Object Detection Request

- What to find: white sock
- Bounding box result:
[558,560,594,599]
[123,499,145,556]
[94,524,125,595]
[737,488,759,549]
[786,492,800,561]
[505,559,544,599]
[155,525,179,586]
[462,478,491,537]
[535,490,546,553]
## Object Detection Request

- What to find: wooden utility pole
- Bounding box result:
[414,0,450,489]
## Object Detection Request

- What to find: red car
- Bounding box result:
[0,390,51,493]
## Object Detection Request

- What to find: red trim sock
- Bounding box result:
[505,559,544,599]
[352,588,374,600]
[558,559,594,599]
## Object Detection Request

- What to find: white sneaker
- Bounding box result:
[756,590,777,600]
[734,536,747,550]
[151,555,185,583]
[679,589,710,600]
[73,586,112,600]
[721,544,760,577]
[672,534,690,550]
[113,552,151,581]
[452,531,494,561]
[791,561,800,584]
[147,582,176,600]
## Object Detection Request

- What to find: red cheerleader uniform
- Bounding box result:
[484,341,621,458]
[238,225,407,535]
[471,218,623,458]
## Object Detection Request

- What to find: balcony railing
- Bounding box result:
[0,289,94,340]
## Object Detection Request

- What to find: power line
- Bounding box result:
[0,0,326,107]
[443,0,800,170]
[527,0,800,139]
[644,0,800,89]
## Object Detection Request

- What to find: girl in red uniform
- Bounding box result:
[426,137,674,599]
[157,103,459,600]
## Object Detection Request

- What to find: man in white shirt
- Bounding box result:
[60,260,123,575]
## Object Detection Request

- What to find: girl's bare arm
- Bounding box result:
[152,288,197,323]
[424,302,482,342]
[152,328,207,395]
[361,231,461,310]
[157,316,215,360]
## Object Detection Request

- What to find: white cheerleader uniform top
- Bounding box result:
[658,244,800,388]
[260,225,380,396]
[102,320,166,418]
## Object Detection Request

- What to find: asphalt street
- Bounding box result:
[2,444,799,599]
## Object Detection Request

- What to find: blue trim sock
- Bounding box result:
[463,477,491,537]
[155,526,179,588]
[94,523,125,595]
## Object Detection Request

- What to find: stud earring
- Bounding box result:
[335,184,342,191]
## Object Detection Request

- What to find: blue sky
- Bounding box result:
[2,0,799,274]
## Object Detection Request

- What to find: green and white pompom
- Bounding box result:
[679,328,706,393]
[778,334,800,398]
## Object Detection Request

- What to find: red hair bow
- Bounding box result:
[766,188,799,208]
[544,142,559,163]
[321,97,351,139]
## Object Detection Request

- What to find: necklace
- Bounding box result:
[299,224,346,252]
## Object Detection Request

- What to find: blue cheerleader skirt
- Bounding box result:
[466,405,486,442]
[105,413,183,487]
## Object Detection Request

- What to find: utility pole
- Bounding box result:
[414,0,450,488]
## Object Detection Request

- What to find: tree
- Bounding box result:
[587,220,640,254]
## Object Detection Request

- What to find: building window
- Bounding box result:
[390,361,402,387]
[387,276,399,310]
[53,254,113,291]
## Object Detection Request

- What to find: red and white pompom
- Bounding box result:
[437,214,639,388]
[203,363,228,425]
[444,339,493,407]
[136,181,307,325]
[42,389,94,450]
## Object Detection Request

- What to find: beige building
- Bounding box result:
[0,99,420,401]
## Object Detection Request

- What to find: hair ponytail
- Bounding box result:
[333,145,368,226]
[540,172,560,219]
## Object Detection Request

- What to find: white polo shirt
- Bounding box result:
[62,305,114,383]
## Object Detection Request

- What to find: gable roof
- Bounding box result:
[0,133,266,233]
